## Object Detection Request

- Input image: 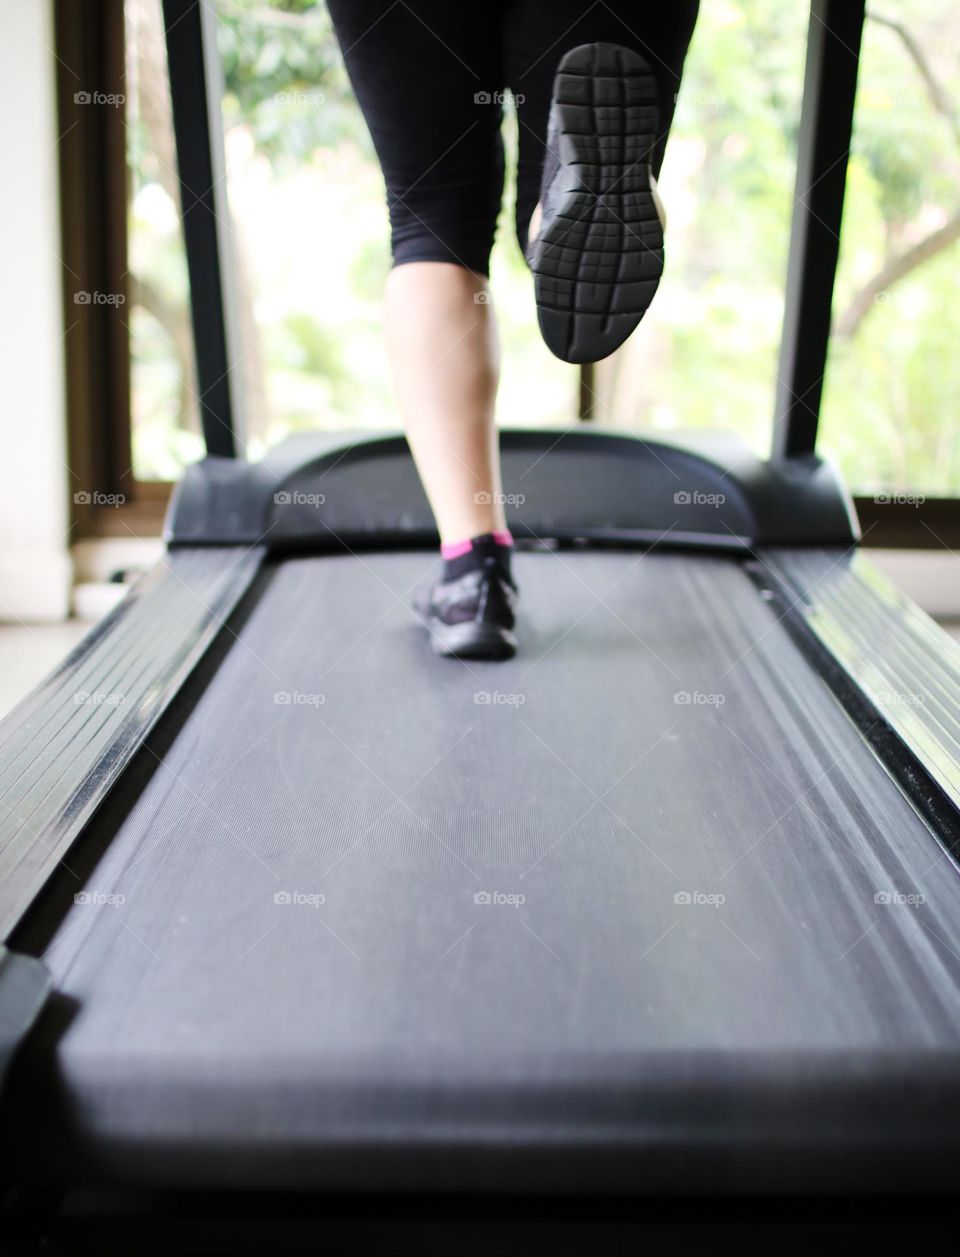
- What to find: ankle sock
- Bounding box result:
[441,530,513,583]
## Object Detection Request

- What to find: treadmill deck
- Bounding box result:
[9,550,960,1191]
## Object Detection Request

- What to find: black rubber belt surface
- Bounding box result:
[9,551,960,1192]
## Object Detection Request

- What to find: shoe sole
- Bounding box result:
[531,42,663,365]
[429,619,517,661]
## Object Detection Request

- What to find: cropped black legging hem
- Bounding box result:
[327,1,699,277]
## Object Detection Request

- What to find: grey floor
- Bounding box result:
[0,620,94,717]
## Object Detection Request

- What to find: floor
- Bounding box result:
[0,619,96,717]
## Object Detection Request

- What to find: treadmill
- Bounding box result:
[2,0,960,1250]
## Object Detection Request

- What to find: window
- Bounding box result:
[126,0,201,479]
[61,0,960,544]
[125,0,576,481]
[593,0,808,457]
[819,0,960,499]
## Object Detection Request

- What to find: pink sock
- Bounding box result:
[440,537,473,560]
[441,530,513,560]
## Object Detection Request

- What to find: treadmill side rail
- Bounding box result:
[164,428,859,552]
[757,547,960,855]
[0,548,264,941]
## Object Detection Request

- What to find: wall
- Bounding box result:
[0,0,71,622]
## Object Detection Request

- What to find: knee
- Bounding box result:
[386,166,503,277]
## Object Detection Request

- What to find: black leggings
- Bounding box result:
[327,1,699,276]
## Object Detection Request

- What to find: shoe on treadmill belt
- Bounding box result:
[529,41,663,365]
[421,560,518,660]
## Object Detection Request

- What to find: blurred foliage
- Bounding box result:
[216,0,364,160]
[127,0,960,495]
[821,0,960,493]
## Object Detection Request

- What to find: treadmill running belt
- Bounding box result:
[9,551,960,1192]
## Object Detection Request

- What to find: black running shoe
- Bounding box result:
[421,559,518,660]
[529,42,663,365]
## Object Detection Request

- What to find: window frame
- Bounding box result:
[55,0,960,547]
